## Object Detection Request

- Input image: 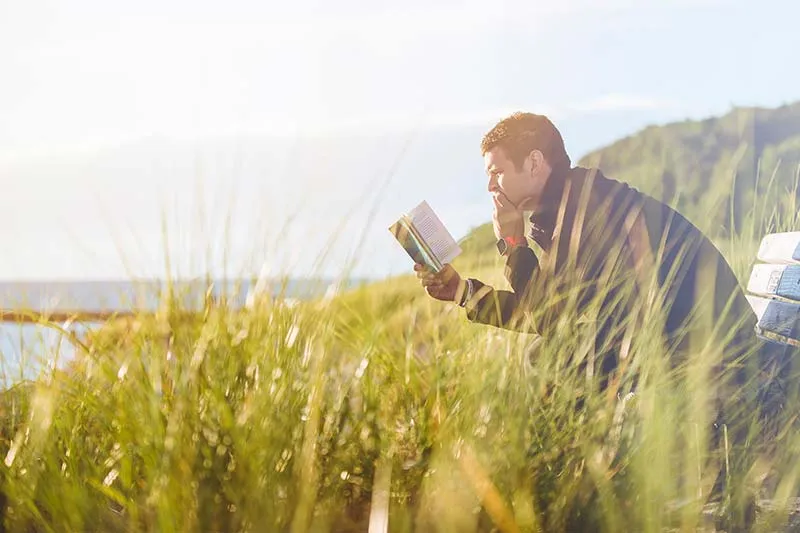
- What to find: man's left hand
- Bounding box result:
[492,191,526,241]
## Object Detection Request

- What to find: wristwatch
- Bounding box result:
[496,236,527,256]
[458,278,474,307]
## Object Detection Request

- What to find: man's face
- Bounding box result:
[484,146,550,210]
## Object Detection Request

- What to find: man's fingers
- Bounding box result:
[493,195,523,229]
[414,263,431,276]
[416,264,459,299]
[419,265,455,288]
[418,270,441,282]
[415,264,435,279]
[492,190,508,207]
[421,272,443,285]
[439,264,457,283]
[492,190,519,210]
[425,286,446,299]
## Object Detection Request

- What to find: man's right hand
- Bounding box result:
[414,263,462,302]
[492,191,526,242]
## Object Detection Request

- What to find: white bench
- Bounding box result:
[746,232,800,347]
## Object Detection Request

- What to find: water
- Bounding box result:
[0,278,366,387]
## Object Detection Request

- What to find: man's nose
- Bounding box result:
[487,176,497,192]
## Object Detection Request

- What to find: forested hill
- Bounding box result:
[577,101,800,236]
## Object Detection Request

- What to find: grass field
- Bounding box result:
[0,182,800,532]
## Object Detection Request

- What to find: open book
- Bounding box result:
[388,201,461,272]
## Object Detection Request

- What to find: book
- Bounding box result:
[388,201,461,273]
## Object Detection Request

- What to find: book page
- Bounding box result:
[407,201,461,266]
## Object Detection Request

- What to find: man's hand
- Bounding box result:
[492,191,526,241]
[414,263,462,302]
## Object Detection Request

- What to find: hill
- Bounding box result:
[578,101,800,236]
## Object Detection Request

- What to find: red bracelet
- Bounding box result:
[505,235,526,247]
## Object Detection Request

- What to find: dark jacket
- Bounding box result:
[463,166,759,382]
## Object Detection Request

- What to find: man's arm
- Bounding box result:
[462,240,597,337]
[462,246,541,332]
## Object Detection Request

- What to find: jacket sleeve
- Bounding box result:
[463,246,541,333]
[462,244,596,336]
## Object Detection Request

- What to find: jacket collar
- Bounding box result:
[528,164,571,249]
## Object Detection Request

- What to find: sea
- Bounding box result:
[0,278,366,387]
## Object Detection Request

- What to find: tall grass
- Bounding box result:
[1,174,800,532]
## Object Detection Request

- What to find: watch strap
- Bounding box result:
[457,278,474,307]
[505,235,527,247]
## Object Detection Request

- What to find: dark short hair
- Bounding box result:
[480,112,571,173]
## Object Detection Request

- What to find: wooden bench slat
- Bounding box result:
[747,264,800,302]
[757,232,800,264]
[746,295,800,345]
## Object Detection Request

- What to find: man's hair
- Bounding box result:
[480,112,571,173]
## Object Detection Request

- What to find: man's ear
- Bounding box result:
[528,150,545,176]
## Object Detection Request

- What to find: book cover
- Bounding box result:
[389,201,461,272]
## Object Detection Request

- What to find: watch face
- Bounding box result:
[496,238,507,255]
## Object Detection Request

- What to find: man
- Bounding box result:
[416,112,758,378]
[415,111,770,527]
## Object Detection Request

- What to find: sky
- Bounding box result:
[1,0,800,280]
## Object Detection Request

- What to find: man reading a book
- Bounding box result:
[414,112,776,525]
[414,111,763,409]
